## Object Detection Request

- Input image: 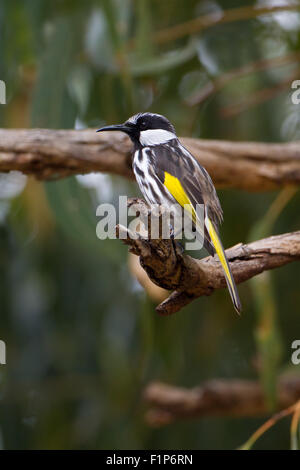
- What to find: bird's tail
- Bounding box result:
[205,216,242,314]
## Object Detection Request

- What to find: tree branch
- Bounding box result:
[187,51,300,106]
[116,199,300,315]
[1,129,300,191]
[151,4,300,46]
[143,375,300,426]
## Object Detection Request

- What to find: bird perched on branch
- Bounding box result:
[97,112,241,314]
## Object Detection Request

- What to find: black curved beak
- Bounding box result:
[96,123,132,134]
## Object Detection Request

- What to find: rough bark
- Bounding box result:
[116,199,300,315]
[144,375,300,426]
[1,128,300,191]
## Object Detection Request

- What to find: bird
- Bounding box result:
[97,112,241,314]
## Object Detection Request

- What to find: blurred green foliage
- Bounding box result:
[0,0,300,450]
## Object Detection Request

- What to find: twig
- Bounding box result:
[290,400,300,449]
[151,4,300,45]
[188,52,300,106]
[239,399,300,450]
[220,68,300,118]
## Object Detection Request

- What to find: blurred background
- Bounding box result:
[0,0,300,450]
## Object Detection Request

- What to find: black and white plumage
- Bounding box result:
[97,112,241,314]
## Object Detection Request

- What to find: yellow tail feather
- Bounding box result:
[206,217,242,314]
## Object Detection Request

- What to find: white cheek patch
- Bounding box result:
[139,129,176,146]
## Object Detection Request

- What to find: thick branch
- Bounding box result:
[144,375,300,426]
[116,199,300,315]
[1,128,300,191]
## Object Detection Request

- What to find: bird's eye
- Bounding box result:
[140,120,147,129]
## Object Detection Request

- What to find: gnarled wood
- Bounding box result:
[116,199,300,315]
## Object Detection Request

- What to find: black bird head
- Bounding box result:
[97,112,177,147]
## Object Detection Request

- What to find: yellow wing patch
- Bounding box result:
[164,172,195,221]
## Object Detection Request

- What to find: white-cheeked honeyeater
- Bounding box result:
[97,113,241,314]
